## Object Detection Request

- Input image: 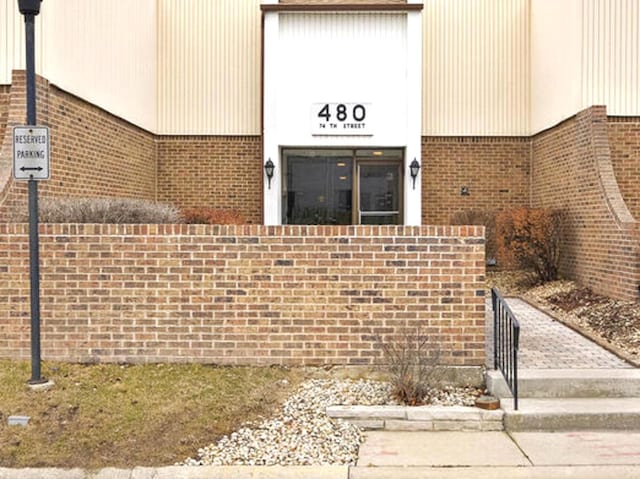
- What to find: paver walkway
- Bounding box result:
[486,298,630,369]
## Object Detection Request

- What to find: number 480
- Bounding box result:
[317,104,366,122]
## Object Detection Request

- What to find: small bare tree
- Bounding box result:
[376,328,441,405]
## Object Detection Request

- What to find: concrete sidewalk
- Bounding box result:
[351,466,640,478]
[355,430,640,477]
[3,430,640,478]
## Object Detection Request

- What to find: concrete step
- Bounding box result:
[487,369,640,399]
[502,398,640,431]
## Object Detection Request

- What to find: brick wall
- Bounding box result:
[156,136,262,223]
[0,224,486,366]
[0,85,9,142]
[0,71,156,221]
[531,107,640,301]
[608,117,640,220]
[422,137,530,224]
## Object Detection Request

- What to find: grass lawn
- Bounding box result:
[0,360,301,468]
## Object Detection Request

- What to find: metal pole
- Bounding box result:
[25,12,44,385]
[491,288,497,370]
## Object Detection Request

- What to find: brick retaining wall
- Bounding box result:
[0,224,485,366]
[531,107,640,301]
[608,117,640,221]
[0,72,156,222]
[0,85,9,142]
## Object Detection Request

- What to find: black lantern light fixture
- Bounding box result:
[18,0,42,15]
[264,158,275,189]
[409,158,421,190]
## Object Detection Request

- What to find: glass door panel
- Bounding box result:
[358,163,401,225]
[283,150,353,225]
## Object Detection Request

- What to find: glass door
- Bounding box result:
[358,162,402,225]
[282,148,403,225]
[283,150,353,225]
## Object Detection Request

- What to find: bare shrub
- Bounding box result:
[10,197,183,224]
[182,207,246,225]
[376,328,441,405]
[496,207,565,283]
[450,209,497,262]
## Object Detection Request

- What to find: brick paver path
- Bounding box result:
[486,298,631,369]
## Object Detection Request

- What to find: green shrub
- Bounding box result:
[11,197,182,224]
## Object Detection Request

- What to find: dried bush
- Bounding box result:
[10,197,182,224]
[496,207,565,283]
[450,209,497,263]
[376,328,441,406]
[182,207,246,225]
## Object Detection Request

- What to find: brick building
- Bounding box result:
[0,0,638,364]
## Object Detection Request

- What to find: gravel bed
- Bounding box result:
[182,378,481,466]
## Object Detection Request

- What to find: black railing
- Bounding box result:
[492,288,520,410]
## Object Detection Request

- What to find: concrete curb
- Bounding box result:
[0,466,349,479]
[326,405,503,431]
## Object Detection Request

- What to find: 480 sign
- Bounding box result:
[311,102,372,136]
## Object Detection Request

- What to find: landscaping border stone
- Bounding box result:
[326,405,503,431]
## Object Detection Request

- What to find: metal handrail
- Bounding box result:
[492,288,520,410]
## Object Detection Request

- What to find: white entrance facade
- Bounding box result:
[262,2,423,225]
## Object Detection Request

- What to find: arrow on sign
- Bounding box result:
[20,166,43,172]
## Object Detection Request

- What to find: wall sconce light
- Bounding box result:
[18,0,42,15]
[409,158,421,190]
[461,186,470,196]
[264,158,275,189]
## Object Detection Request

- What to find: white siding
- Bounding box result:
[43,0,157,131]
[156,0,262,135]
[422,0,531,136]
[531,0,582,133]
[582,0,640,116]
[0,0,157,131]
[262,11,423,225]
[3,0,640,136]
[0,0,45,84]
[276,13,408,146]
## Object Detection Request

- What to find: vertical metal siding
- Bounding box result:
[1,0,45,84]
[42,0,157,131]
[422,0,530,136]
[157,0,262,135]
[530,0,582,134]
[582,0,640,115]
[1,0,157,131]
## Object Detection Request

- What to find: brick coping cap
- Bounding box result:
[0,223,485,237]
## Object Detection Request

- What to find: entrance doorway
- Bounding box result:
[282,148,403,225]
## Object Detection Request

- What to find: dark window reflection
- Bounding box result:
[285,155,353,225]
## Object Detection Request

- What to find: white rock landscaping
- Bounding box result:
[183,378,489,467]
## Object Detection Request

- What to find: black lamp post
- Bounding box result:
[264,158,275,189]
[409,158,421,190]
[18,0,45,385]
